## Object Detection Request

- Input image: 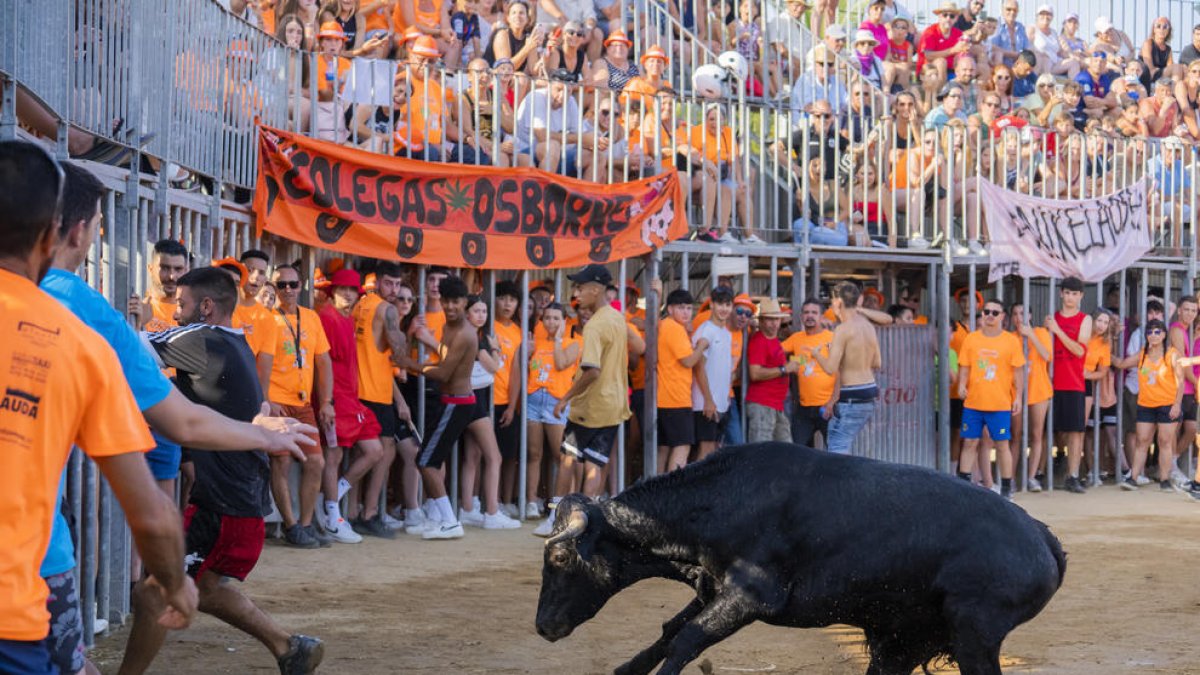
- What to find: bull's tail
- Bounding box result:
[1040,522,1067,589]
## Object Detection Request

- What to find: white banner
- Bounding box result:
[980,178,1153,283]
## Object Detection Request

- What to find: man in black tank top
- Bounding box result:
[120,269,324,675]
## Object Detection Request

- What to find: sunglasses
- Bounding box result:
[981,308,1003,317]
[812,112,831,117]
[598,109,612,116]
[276,280,301,289]
[397,295,415,302]
[735,308,754,317]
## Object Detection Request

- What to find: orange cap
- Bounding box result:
[316,21,348,41]
[212,257,248,288]
[863,287,886,306]
[410,35,441,58]
[733,293,755,309]
[954,288,984,310]
[640,45,669,67]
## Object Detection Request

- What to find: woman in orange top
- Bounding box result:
[688,105,761,244]
[1123,319,1184,490]
[1009,304,1052,492]
[1083,309,1121,477]
[889,127,940,232]
[524,303,580,511]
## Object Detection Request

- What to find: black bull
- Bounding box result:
[535,443,1065,675]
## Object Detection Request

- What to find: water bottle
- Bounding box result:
[322,418,338,448]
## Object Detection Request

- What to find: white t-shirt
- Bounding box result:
[1124,328,1144,395]
[691,320,733,413]
[515,89,582,151]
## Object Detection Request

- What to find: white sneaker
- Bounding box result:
[989,484,1001,494]
[1170,467,1189,488]
[483,511,522,530]
[500,503,519,519]
[381,512,405,531]
[524,501,541,519]
[422,521,465,540]
[459,508,486,528]
[1136,475,1151,486]
[532,516,555,538]
[327,518,363,544]
[1026,477,1042,493]
[967,240,987,256]
[404,512,434,535]
[907,235,930,250]
[743,234,765,245]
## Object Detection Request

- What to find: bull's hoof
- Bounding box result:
[614,659,656,675]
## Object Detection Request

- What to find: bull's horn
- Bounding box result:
[545,509,588,546]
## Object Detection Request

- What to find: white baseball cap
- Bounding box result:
[1036,4,1053,16]
[1095,16,1113,33]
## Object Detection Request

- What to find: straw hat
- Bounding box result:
[932,1,962,15]
[316,21,348,41]
[757,298,788,318]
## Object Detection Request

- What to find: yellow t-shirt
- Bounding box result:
[781,329,837,407]
[0,270,153,640]
[232,301,278,358]
[528,334,579,399]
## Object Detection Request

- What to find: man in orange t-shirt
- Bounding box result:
[0,142,194,665]
[657,289,709,473]
[957,299,1026,499]
[267,264,333,549]
[782,299,839,448]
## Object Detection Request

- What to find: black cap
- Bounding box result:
[567,264,613,286]
[1060,276,1084,292]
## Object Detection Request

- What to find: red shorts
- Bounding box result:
[183,504,265,582]
[274,403,323,456]
[334,398,383,448]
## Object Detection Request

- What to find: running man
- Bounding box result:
[534,265,631,536]
[394,275,478,540]
[121,268,324,675]
[782,298,838,448]
[806,281,882,454]
[0,140,194,673]
[956,300,1026,499]
[1046,276,1093,494]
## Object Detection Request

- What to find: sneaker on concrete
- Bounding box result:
[1120,477,1139,491]
[405,515,437,536]
[532,516,555,537]
[1160,480,1175,492]
[1170,467,1189,488]
[306,525,333,548]
[524,501,541,519]
[459,508,486,528]
[381,512,405,531]
[327,518,363,544]
[278,634,324,675]
[1026,477,1042,493]
[1064,476,1087,494]
[284,524,320,549]
[500,503,519,519]
[483,511,522,530]
[1136,475,1152,486]
[1183,482,1200,501]
[422,521,465,540]
[352,515,396,539]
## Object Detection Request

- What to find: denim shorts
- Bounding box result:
[793,218,849,246]
[528,388,568,425]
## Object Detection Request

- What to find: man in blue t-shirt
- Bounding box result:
[39,163,317,675]
[1074,51,1118,115]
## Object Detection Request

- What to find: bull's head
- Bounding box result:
[534,495,622,642]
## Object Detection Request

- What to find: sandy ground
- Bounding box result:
[90,486,1200,674]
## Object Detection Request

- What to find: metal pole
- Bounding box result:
[1046,277,1056,491]
[643,252,660,477]
[938,259,952,473]
[518,270,529,518]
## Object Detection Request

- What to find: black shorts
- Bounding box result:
[561,422,619,466]
[1184,395,1198,422]
[494,403,520,460]
[630,389,645,429]
[1052,390,1087,433]
[1136,404,1181,424]
[950,398,964,430]
[362,399,398,438]
[418,394,475,468]
[693,410,729,442]
[657,407,695,447]
[470,387,492,422]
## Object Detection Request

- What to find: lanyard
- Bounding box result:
[277,306,303,369]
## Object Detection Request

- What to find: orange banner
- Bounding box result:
[253,125,688,269]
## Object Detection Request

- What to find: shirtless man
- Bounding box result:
[394,275,477,540]
[806,282,881,454]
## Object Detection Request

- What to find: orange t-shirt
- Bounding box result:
[422,308,446,364]
[316,54,351,98]
[1137,347,1180,408]
[353,293,395,404]
[268,305,332,406]
[413,0,445,29]
[143,297,178,333]
[528,334,579,399]
[0,270,153,640]
[656,317,694,409]
[959,330,1027,412]
[781,329,837,407]
[628,322,647,391]
[890,148,934,189]
[493,319,522,406]
[403,78,455,145]
[232,301,279,358]
[1084,336,1112,373]
[730,327,745,396]
[688,124,736,164]
[1020,327,1053,405]
[949,322,970,400]
[365,3,391,33]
